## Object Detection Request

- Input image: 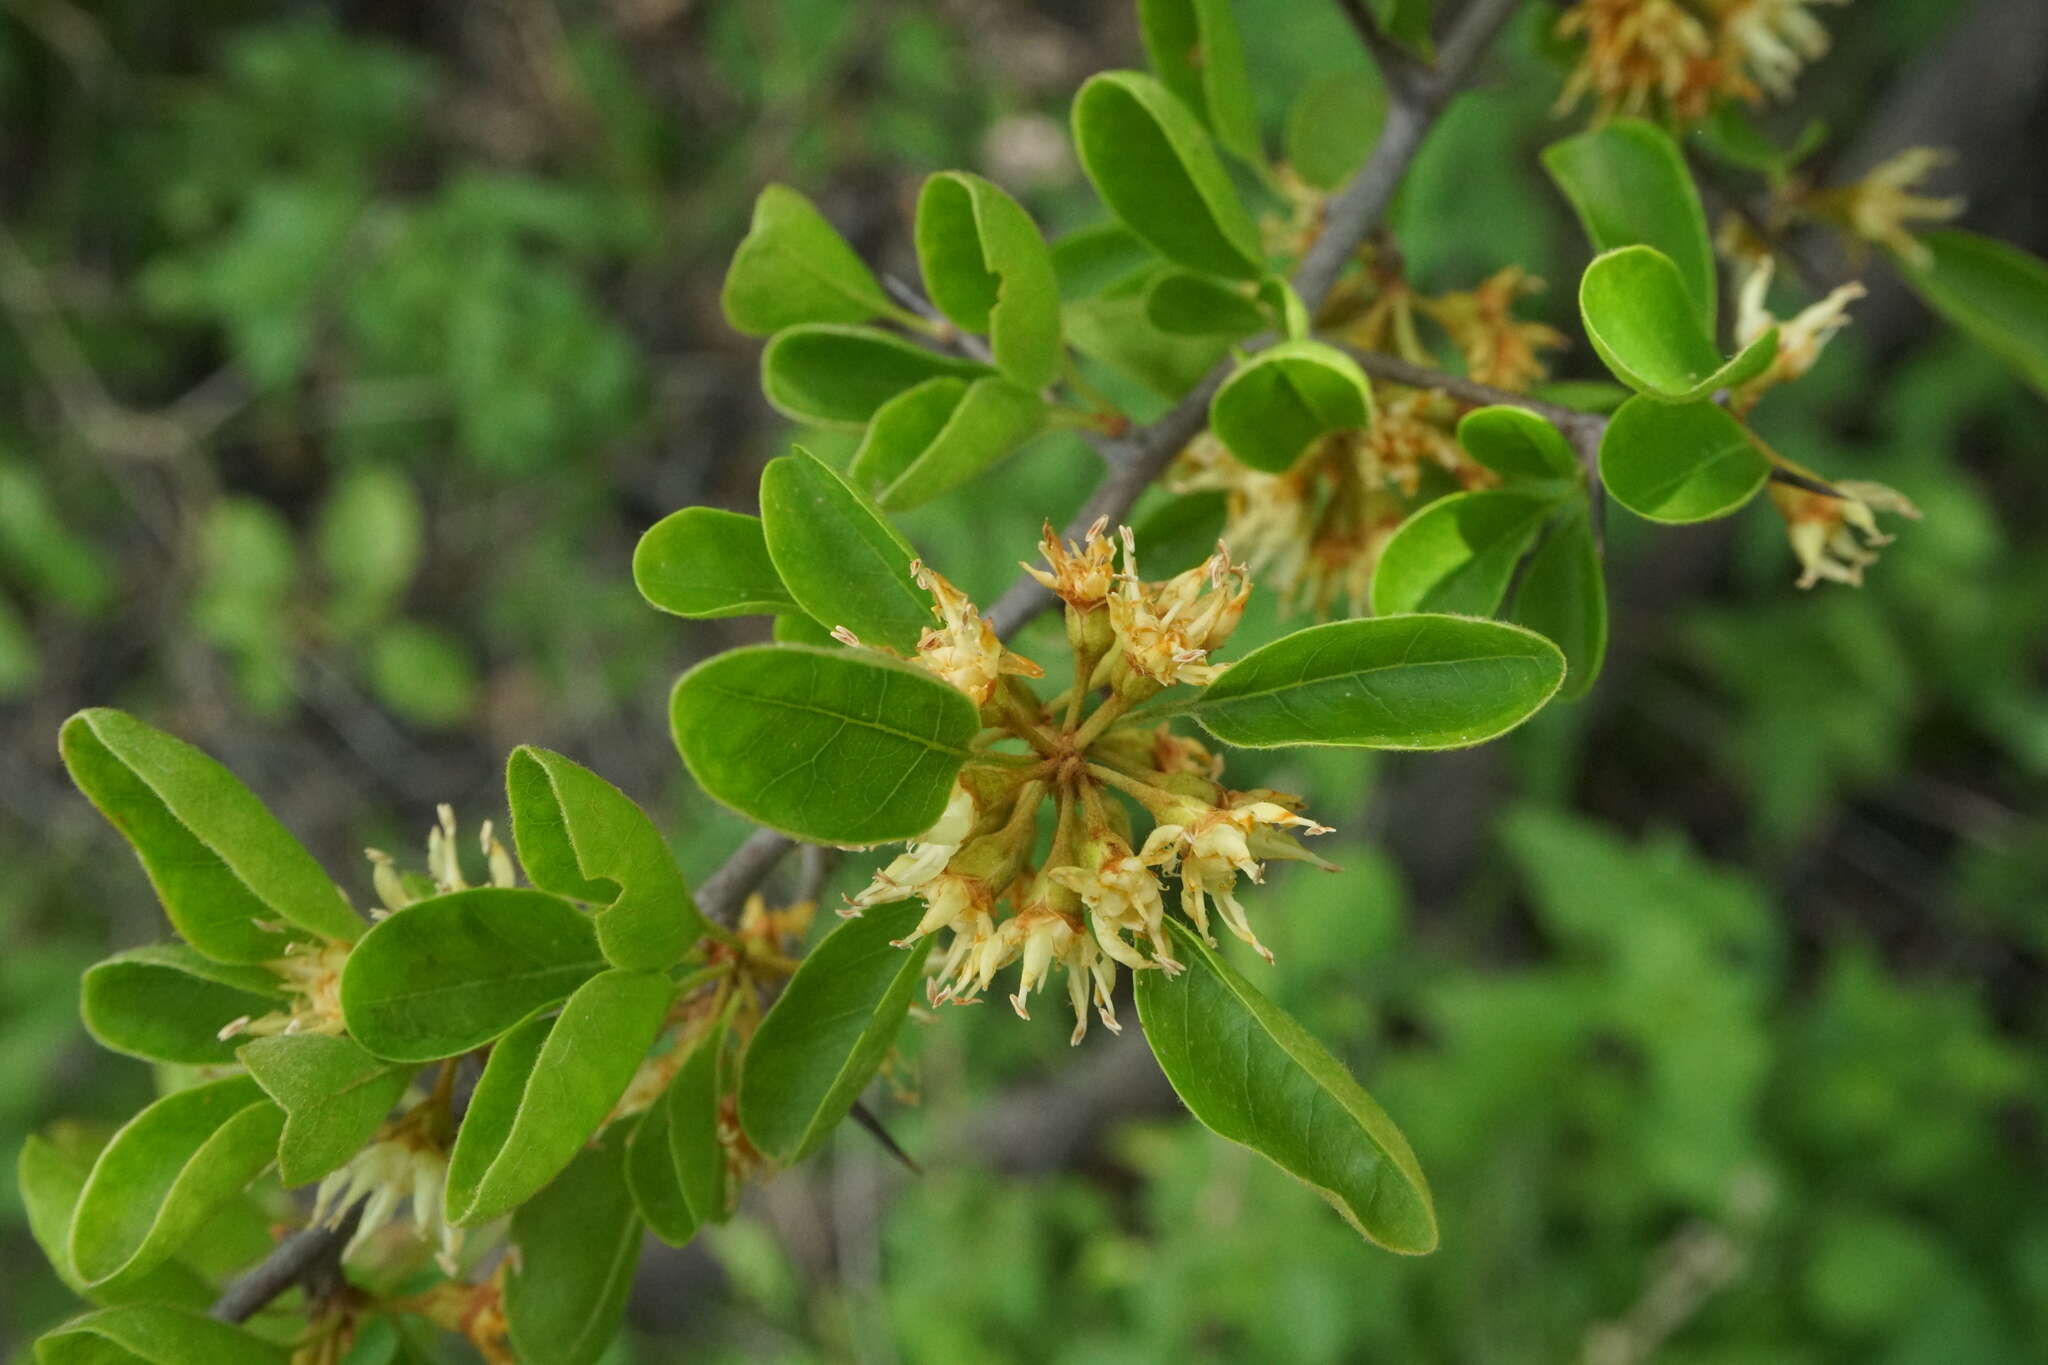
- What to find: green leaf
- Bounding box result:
[237,1034,414,1187]
[632,508,798,620]
[1049,221,1157,300]
[1896,228,2048,399]
[1284,68,1388,191]
[80,946,283,1066]
[849,376,1047,512]
[1071,71,1263,280]
[738,900,927,1163]
[1510,507,1607,700]
[366,620,476,730]
[1579,246,1776,401]
[914,172,1062,388]
[339,888,608,1062]
[36,1305,288,1365]
[1135,921,1435,1253]
[1143,271,1267,337]
[670,1016,733,1224]
[758,448,929,651]
[1370,491,1556,617]
[1191,615,1566,749]
[1456,405,1581,484]
[445,969,674,1225]
[670,645,978,845]
[315,463,420,635]
[1209,339,1373,473]
[504,1131,644,1365]
[1690,104,1825,180]
[760,324,989,429]
[625,1084,697,1247]
[721,184,897,336]
[1139,0,1261,167]
[1544,119,1718,332]
[60,709,362,962]
[69,1076,284,1286]
[1598,396,1770,523]
[507,747,704,971]
[1063,267,1234,399]
[18,1131,213,1308]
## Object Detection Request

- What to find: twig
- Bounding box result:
[696,826,797,928]
[210,1204,361,1324]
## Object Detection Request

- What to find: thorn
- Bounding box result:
[848,1100,922,1176]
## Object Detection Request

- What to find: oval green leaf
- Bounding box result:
[850,375,1047,512]
[1284,68,1388,191]
[760,324,989,429]
[1510,506,1608,700]
[1062,266,1235,399]
[670,1017,733,1225]
[1579,246,1776,401]
[1144,270,1267,337]
[339,887,608,1062]
[1071,71,1262,280]
[69,1076,283,1286]
[720,184,897,336]
[60,709,362,961]
[1209,339,1373,473]
[35,1305,288,1365]
[759,448,929,651]
[915,172,1062,388]
[632,507,797,620]
[1135,922,1436,1253]
[1370,491,1557,618]
[446,968,674,1226]
[1598,395,1770,523]
[80,946,283,1066]
[1139,0,1261,168]
[671,644,978,845]
[625,1087,697,1247]
[1896,228,2048,399]
[738,900,928,1163]
[18,1132,214,1309]
[1456,405,1581,484]
[1544,119,1717,332]
[504,1131,643,1365]
[1191,615,1566,750]
[507,746,703,971]
[238,1034,414,1187]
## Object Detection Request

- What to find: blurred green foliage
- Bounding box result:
[3,0,2042,1360]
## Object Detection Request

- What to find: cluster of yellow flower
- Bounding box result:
[843,521,1333,1044]
[1557,0,1848,121]
[1166,253,1563,617]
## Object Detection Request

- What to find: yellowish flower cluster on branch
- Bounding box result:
[1556,0,1849,122]
[844,522,1333,1044]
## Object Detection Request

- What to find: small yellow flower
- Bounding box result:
[910,561,1043,706]
[845,781,978,914]
[1107,528,1249,689]
[1023,516,1118,612]
[1731,258,1867,408]
[1050,833,1179,976]
[313,1130,465,1274]
[1802,147,1965,265]
[1771,479,1922,588]
[1555,0,1722,121]
[1716,0,1845,100]
[1421,267,1567,394]
[1139,794,1332,963]
[218,938,352,1041]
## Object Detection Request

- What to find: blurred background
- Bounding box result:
[3,0,2045,1360]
